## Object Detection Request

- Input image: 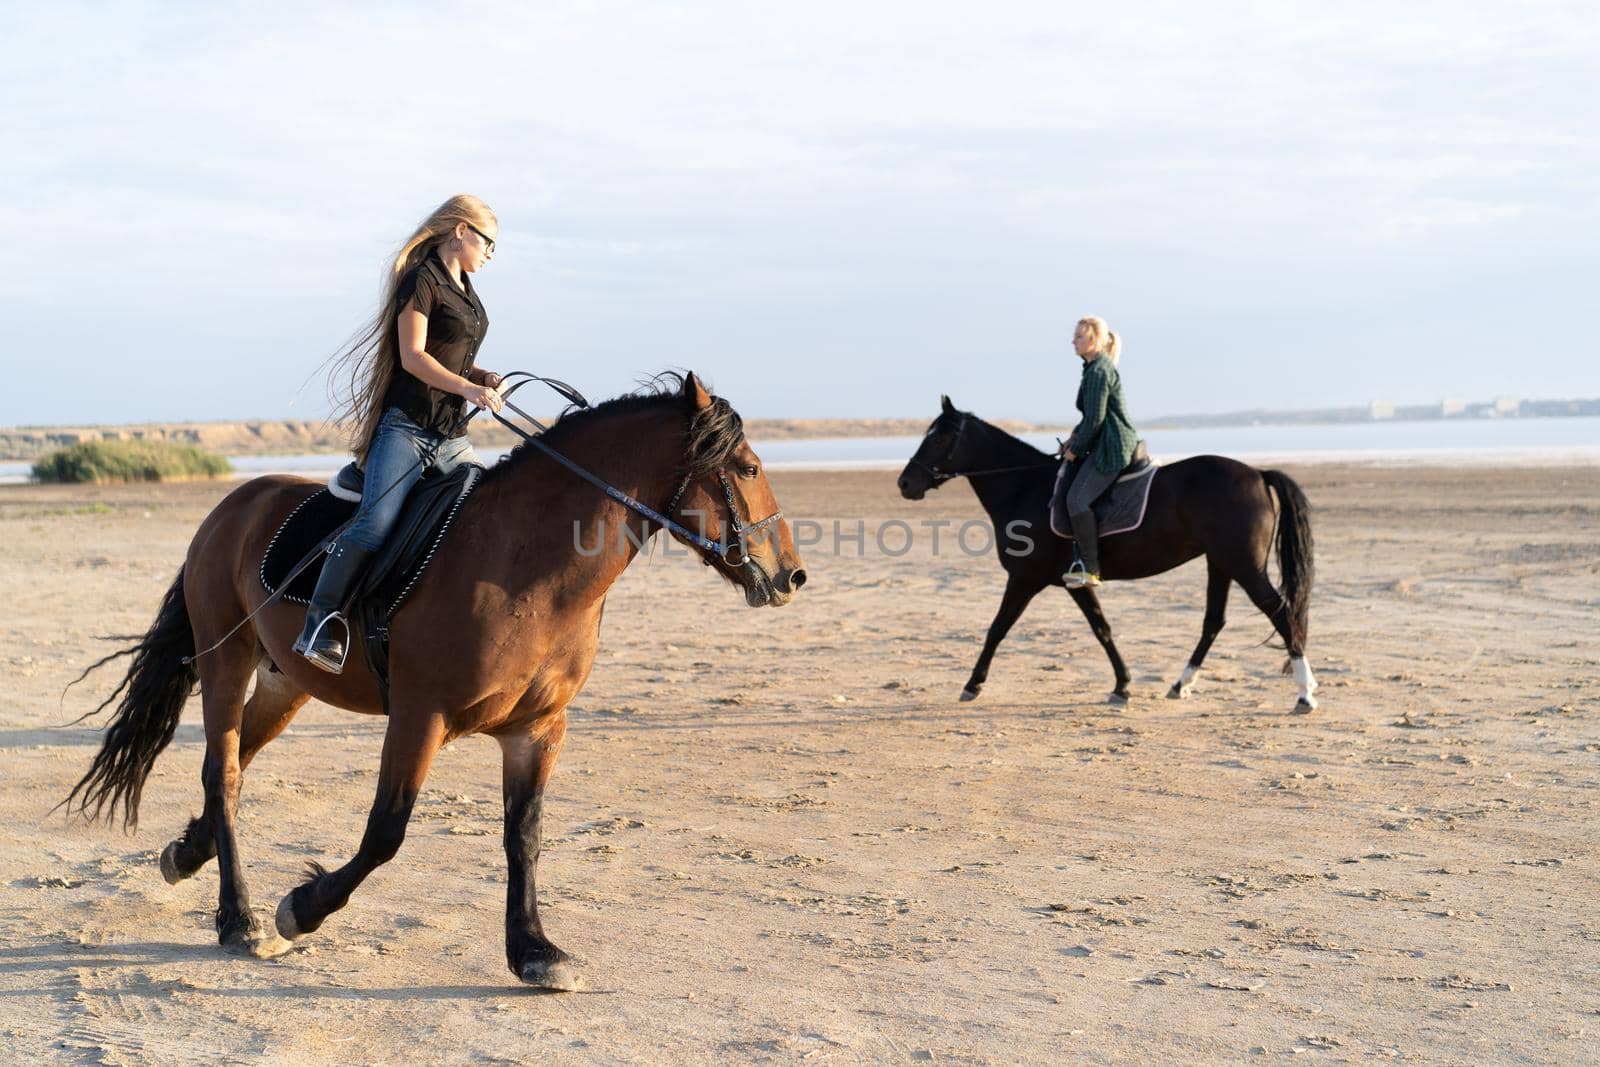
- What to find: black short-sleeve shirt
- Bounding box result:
[383,252,490,437]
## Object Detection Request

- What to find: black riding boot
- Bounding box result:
[1066,509,1102,586]
[292,541,374,674]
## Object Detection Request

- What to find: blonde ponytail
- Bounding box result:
[326,194,498,462]
[1076,316,1121,365]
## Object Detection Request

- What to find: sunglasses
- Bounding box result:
[466,223,496,255]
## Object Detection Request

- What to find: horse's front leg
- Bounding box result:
[275,712,444,941]
[1066,584,1132,703]
[962,575,1044,701]
[498,721,579,990]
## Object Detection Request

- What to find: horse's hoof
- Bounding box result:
[518,954,583,992]
[959,687,980,702]
[1108,691,1129,707]
[1167,683,1190,701]
[1292,697,1317,715]
[274,893,305,940]
[159,842,188,885]
[222,924,292,960]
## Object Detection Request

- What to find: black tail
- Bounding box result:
[63,568,197,830]
[1260,470,1313,652]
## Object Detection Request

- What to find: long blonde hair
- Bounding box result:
[1077,316,1122,365]
[328,194,498,461]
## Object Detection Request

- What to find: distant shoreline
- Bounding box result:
[3,402,1597,461]
[0,416,1072,462]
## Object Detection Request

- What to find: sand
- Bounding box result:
[1,463,1597,1064]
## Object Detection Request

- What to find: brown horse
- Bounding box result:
[65,372,805,990]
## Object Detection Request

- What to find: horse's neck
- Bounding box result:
[964,420,1049,517]
[477,406,682,598]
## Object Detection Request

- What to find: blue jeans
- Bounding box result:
[340,407,481,551]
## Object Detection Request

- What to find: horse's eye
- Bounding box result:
[740,464,759,478]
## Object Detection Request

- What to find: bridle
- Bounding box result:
[906,413,970,486]
[488,375,782,575]
[184,372,780,666]
[664,468,784,569]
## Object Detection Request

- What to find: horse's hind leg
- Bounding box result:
[161,663,308,885]
[1066,585,1131,703]
[193,639,288,957]
[1236,570,1318,712]
[1169,560,1231,700]
[275,712,445,942]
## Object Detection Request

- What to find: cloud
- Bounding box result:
[2,2,1596,423]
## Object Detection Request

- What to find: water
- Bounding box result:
[4,416,1597,484]
[742,415,1600,469]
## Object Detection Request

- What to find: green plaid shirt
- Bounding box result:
[1068,354,1139,475]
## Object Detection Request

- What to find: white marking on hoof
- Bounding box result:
[1291,656,1318,708]
[274,894,304,940]
[960,687,980,702]
[1169,664,1198,700]
[519,956,583,991]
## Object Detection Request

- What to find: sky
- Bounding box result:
[1,1,1596,427]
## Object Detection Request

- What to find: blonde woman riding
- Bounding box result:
[1053,316,1140,588]
[294,195,506,672]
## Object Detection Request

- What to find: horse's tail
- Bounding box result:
[1261,470,1314,651]
[63,567,197,831]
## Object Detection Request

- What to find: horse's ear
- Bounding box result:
[940,395,955,414]
[684,371,714,412]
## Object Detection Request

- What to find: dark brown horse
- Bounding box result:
[65,372,805,990]
[898,397,1317,711]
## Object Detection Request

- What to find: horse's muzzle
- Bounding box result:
[743,558,805,608]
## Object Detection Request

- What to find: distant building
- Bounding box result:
[1440,397,1467,417]
[1494,396,1521,416]
[1368,400,1395,420]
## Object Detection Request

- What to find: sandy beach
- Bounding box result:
[1,462,1597,1064]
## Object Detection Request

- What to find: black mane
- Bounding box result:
[482,371,744,484]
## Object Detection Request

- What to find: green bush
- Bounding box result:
[32,440,233,484]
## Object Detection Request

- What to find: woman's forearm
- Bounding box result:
[399,348,470,396]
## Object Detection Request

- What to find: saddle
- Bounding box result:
[259,464,482,696]
[1049,440,1157,540]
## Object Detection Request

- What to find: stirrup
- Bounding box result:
[1063,560,1101,589]
[292,611,350,674]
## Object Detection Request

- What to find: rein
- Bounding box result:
[488,377,782,568]
[184,372,775,665]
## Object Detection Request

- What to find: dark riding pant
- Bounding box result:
[341,406,480,552]
[1053,458,1118,573]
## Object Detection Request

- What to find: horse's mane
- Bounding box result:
[482,371,745,485]
[938,406,1052,461]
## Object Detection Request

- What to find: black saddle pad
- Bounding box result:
[1049,461,1159,540]
[260,464,482,619]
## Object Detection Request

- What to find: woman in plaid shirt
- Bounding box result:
[1055,316,1140,587]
